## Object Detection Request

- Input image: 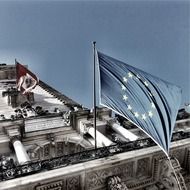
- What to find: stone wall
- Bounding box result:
[0,65,16,80]
[0,138,189,190]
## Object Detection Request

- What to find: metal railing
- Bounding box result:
[0,130,189,181]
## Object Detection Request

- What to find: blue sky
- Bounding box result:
[0,0,189,108]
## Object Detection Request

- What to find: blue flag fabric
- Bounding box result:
[97,51,181,154]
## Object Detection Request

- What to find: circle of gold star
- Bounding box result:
[120,71,156,120]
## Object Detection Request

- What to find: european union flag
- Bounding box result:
[98,52,181,154]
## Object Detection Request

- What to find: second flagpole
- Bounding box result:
[93,41,97,149]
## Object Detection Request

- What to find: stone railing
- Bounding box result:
[39,80,82,109]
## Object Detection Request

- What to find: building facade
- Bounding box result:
[0,64,189,190]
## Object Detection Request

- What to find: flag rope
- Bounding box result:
[167,155,183,190]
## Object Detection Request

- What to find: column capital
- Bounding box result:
[5,126,21,142]
[10,135,21,143]
[107,118,117,126]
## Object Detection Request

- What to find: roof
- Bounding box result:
[0,79,74,120]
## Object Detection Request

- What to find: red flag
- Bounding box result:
[15,60,39,94]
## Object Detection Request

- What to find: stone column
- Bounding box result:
[111,123,138,141]
[87,127,113,147]
[12,137,30,164]
[6,126,31,164]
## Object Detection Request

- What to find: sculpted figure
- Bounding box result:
[159,160,178,190]
[107,176,129,190]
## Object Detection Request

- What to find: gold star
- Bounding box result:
[144,81,149,86]
[142,114,147,120]
[134,112,139,118]
[123,95,128,101]
[148,111,153,118]
[128,72,133,78]
[127,105,132,110]
[121,84,126,91]
[123,77,128,83]
[148,92,153,97]
[151,102,156,109]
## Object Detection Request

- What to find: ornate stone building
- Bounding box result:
[0,64,189,190]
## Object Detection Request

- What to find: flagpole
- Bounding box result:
[93,41,97,149]
[15,59,18,85]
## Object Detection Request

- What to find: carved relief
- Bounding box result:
[158,159,179,190]
[66,176,80,190]
[170,148,185,165]
[152,154,188,190]
[136,157,150,178]
[185,148,190,173]
[87,170,109,189]
[145,184,159,190]
[86,162,134,189]
[30,148,40,161]
[107,176,129,190]
[185,175,190,190]
[35,180,63,190]
[56,142,64,156]
[44,144,50,157]
[28,146,41,160]
[121,162,134,178]
[29,140,87,160]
